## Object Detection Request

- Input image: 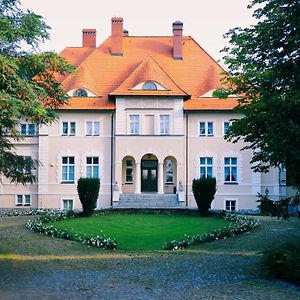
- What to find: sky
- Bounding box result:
[21,0,256,62]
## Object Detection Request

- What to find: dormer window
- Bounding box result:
[142,81,157,91]
[73,89,88,97]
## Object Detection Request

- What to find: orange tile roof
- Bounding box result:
[59,36,226,110]
[60,97,115,110]
[184,97,239,110]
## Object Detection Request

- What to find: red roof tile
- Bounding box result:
[59,36,225,110]
[184,97,238,110]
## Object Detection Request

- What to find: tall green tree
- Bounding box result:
[222,0,300,189]
[0,0,74,184]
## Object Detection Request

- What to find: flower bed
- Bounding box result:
[162,213,260,250]
[25,210,116,250]
[23,210,258,251]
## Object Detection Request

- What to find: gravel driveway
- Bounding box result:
[0,216,299,299]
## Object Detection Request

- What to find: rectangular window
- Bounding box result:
[225,200,236,211]
[130,115,139,135]
[224,121,231,136]
[199,122,206,136]
[24,195,31,206]
[85,121,100,136]
[20,123,36,136]
[86,157,99,178]
[224,157,237,183]
[28,124,36,135]
[166,159,174,183]
[70,122,76,136]
[16,195,31,206]
[17,156,32,175]
[61,122,76,136]
[63,199,73,210]
[20,124,27,135]
[62,156,75,182]
[160,115,170,135]
[16,195,23,206]
[125,160,133,183]
[200,157,213,178]
[199,122,214,136]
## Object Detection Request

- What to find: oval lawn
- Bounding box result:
[53,213,230,250]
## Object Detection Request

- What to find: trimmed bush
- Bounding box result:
[261,241,300,285]
[257,190,290,220]
[77,178,100,216]
[192,177,216,216]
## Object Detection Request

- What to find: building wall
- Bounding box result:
[185,111,280,210]
[0,111,113,209]
[0,103,282,211]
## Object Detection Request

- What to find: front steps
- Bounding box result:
[114,193,185,209]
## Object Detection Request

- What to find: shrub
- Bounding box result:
[261,241,300,285]
[192,177,216,216]
[257,190,290,220]
[77,178,100,216]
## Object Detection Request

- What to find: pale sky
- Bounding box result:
[21,0,256,62]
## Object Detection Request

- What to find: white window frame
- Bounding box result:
[160,115,170,135]
[223,121,232,136]
[85,121,100,136]
[129,115,139,135]
[61,156,75,183]
[199,121,214,136]
[62,199,74,210]
[224,199,238,211]
[224,157,238,183]
[125,160,133,183]
[19,123,37,136]
[86,156,99,178]
[165,159,174,184]
[15,194,31,206]
[200,157,213,178]
[17,156,33,176]
[61,121,76,136]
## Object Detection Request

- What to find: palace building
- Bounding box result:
[0,18,286,210]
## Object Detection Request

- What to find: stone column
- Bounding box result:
[158,162,164,194]
[135,162,141,194]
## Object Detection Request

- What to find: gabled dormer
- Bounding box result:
[109,56,189,98]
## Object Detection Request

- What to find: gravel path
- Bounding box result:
[0,216,299,299]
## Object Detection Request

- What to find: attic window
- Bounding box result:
[73,89,88,97]
[142,82,157,91]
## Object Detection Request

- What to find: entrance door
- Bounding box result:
[141,160,158,192]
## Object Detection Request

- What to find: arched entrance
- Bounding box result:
[141,154,158,192]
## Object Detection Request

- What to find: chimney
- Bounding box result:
[172,21,183,60]
[123,29,129,37]
[111,17,123,56]
[82,29,96,47]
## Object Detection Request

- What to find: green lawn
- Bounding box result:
[53,214,229,250]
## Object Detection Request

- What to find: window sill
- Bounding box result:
[125,182,133,185]
[165,182,174,185]
[224,182,238,185]
[61,181,75,184]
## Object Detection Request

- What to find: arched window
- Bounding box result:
[73,89,88,97]
[142,81,157,91]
